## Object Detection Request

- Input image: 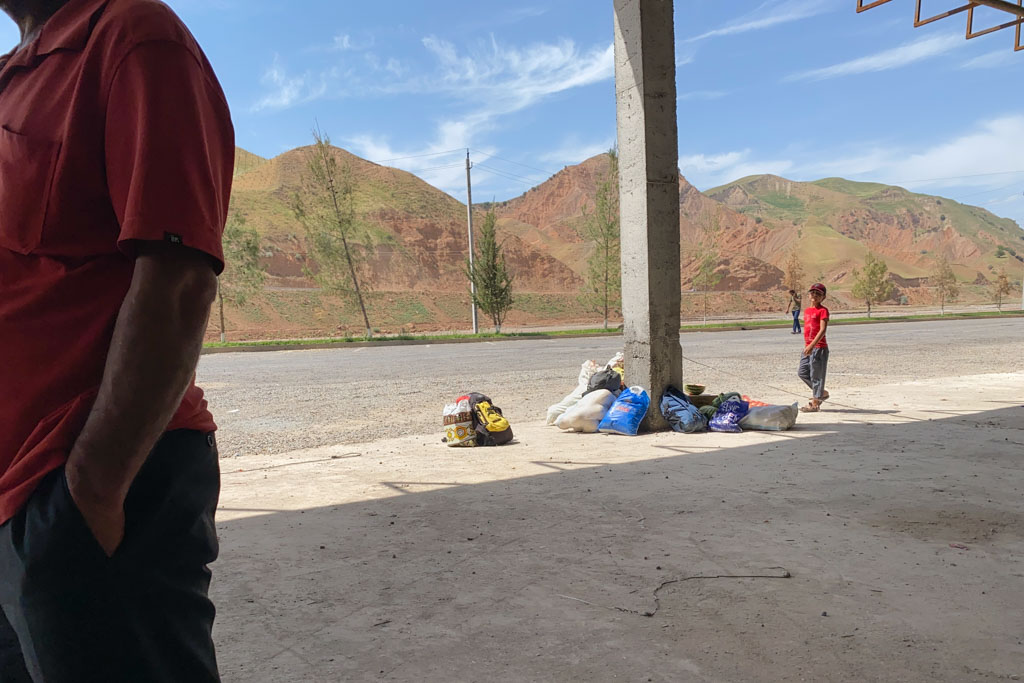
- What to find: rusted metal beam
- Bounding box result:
[856,0,894,11]
[915,0,972,27]
[970,0,1024,18]
[966,3,1022,38]
[1018,0,1024,49]
[858,0,1024,50]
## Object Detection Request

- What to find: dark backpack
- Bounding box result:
[466,392,514,446]
[584,368,623,396]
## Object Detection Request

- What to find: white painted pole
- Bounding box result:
[465,150,479,334]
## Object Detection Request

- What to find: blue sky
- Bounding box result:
[4,1,1023,227]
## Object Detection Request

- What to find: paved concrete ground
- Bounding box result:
[210,363,1024,681]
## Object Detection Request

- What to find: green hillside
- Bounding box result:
[706,173,1024,280]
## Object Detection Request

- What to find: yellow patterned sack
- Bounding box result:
[443,396,476,447]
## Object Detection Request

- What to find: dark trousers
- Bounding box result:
[0,430,221,682]
[798,346,829,400]
[791,310,801,333]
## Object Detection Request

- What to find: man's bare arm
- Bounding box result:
[65,242,218,554]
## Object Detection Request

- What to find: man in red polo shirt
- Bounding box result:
[0,0,232,680]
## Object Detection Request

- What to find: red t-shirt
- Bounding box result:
[0,0,233,524]
[803,305,830,348]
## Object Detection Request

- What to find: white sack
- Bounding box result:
[555,389,616,433]
[739,403,799,431]
[546,359,602,425]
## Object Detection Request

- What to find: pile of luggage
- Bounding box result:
[545,353,798,435]
[442,392,514,447]
[545,353,650,436]
[659,388,798,433]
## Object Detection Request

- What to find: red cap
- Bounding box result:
[809,283,827,295]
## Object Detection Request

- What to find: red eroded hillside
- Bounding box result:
[494,153,788,290]
[229,145,580,293]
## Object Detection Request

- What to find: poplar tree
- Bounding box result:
[695,207,723,326]
[931,256,960,315]
[217,212,266,342]
[850,252,894,318]
[293,126,373,338]
[783,249,804,294]
[465,209,514,333]
[991,269,1012,311]
[579,149,621,330]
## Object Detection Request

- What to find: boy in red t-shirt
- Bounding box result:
[798,283,830,412]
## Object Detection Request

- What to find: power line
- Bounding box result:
[469,149,559,178]
[957,179,1022,199]
[474,163,545,185]
[893,169,1024,185]
[411,162,465,173]
[370,148,464,164]
[472,166,537,187]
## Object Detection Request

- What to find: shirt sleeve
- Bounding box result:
[105,40,234,273]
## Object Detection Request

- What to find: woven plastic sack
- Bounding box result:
[555,389,616,433]
[598,386,650,436]
[546,360,602,425]
[708,398,750,433]
[739,403,799,431]
[660,386,707,433]
[443,396,476,446]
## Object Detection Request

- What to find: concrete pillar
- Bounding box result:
[613,0,682,430]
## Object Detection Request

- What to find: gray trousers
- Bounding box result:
[798,346,829,400]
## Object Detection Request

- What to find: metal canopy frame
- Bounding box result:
[856,0,1024,51]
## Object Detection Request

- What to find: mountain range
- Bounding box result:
[218,145,1023,337]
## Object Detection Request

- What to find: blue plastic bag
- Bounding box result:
[660,386,707,433]
[708,398,750,433]
[598,386,650,436]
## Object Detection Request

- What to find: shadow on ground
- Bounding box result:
[212,404,1024,683]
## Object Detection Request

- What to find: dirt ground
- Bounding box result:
[211,370,1024,682]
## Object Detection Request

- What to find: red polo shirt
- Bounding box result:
[0,0,233,524]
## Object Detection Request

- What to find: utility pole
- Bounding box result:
[217,279,226,343]
[465,149,479,334]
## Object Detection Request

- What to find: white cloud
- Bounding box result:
[784,34,963,82]
[684,0,833,43]
[680,150,794,186]
[346,134,470,199]
[961,49,1017,70]
[345,35,614,195]
[416,35,614,108]
[982,193,1023,207]
[251,56,330,112]
[755,115,1024,226]
[385,58,405,77]
[680,151,747,174]
[807,115,1024,189]
[255,33,613,197]
[679,123,1024,227]
[327,33,373,52]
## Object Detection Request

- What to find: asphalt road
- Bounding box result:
[198,317,1024,456]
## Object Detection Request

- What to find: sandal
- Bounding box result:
[800,401,821,413]
[820,391,829,402]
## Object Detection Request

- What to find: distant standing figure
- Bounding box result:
[798,283,830,412]
[785,289,802,334]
